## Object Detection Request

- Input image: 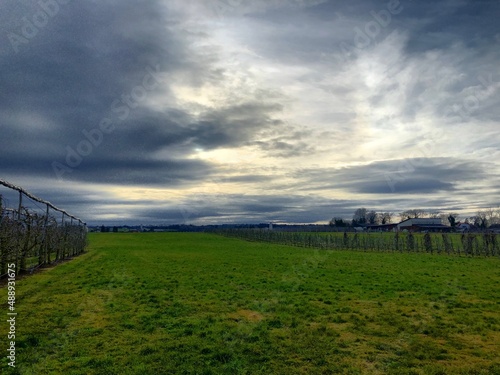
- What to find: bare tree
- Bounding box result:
[413,209,427,218]
[446,213,459,227]
[400,209,426,221]
[329,217,347,227]
[428,211,441,219]
[366,210,379,225]
[352,208,368,225]
[475,211,488,229]
[485,207,500,225]
[380,212,394,224]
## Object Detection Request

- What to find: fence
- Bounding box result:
[0,179,87,278]
[215,229,500,257]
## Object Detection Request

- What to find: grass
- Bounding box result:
[1,233,500,374]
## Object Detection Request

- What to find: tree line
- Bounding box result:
[330,207,500,229]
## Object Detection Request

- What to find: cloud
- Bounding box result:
[292,157,490,195]
[1,0,499,224]
[0,1,297,186]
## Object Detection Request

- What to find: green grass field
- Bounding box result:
[2,233,500,374]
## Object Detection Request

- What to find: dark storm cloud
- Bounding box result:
[292,157,489,194]
[128,192,472,226]
[251,139,315,158]
[241,0,499,75]
[0,0,290,186]
[132,194,358,225]
[190,102,285,150]
[1,0,189,180]
[400,0,500,53]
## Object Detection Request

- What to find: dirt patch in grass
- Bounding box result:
[228,309,264,322]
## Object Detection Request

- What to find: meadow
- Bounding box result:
[1,233,500,374]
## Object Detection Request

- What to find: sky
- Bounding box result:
[1,0,499,225]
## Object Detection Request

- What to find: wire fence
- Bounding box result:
[215,229,500,257]
[0,179,87,278]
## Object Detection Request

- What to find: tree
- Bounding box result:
[469,208,500,229]
[352,208,368,226]
[400,209,427,221]
[428,211,441,219]
[485,207,500,226]
[447,213,459,227]
[380,212,394,224]
[329,217,347,227]
[474,211,488,229]
[366,210,378,225]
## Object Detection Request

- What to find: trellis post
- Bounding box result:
[18,191,22,221]
[15,191,23,272]
[40,204,50,266]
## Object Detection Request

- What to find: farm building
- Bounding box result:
[397,218,452,232]
[364,223,398,232]
[488,224,500,233]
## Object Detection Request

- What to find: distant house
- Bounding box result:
[456,222,479,232]
[365,223,398,232]
[397,218,452,232]
[488,224,500,233]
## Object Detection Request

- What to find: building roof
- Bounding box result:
[397,218,443,227]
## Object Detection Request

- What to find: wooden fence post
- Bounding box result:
[40,204,49,266]
[56,212,65,261]
[15,191,23,273]
[18,191,22,221]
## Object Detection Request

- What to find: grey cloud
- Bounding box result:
[106,192,476,226]
[1,1,192,177]
[401,1,500,54]
[293,157,489,194]
[70,158,214,186]
[224,175,274,183]
[0,1,294,187]
[132,194,354,225]
[251,139,316,158]
[190,102,285,150]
